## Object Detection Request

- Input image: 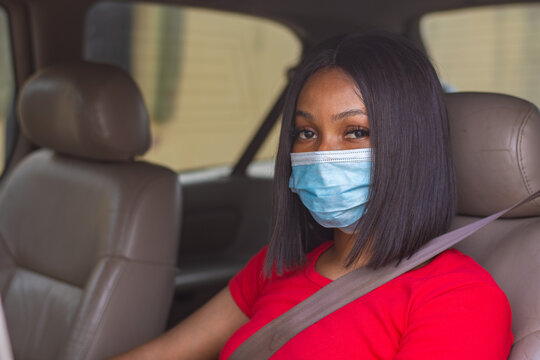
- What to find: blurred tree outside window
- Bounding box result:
[421,3,540,105]
[85,3,300,171]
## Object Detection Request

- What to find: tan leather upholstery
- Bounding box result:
[18,62,151,161]
[447,92,540,359]
[448,92,540,217]
[0,62,181,360]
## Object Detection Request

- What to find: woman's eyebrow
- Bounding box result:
[295,109,366,121]
[295,110,313,120]
[332,109,367,121]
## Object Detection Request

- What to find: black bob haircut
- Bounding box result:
[265,32,457,275]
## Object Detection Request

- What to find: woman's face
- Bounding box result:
[292,67,371,153]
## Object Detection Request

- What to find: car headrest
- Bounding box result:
[18,61,151,161]
[447,92,540,218]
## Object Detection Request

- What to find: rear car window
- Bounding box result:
[0,8,14,172]
[84,3,300,171]
[421,3,539,105]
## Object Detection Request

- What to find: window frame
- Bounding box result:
[0,4,18,178]
[83,2,304,175]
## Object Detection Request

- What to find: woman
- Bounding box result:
[114,33,512,359]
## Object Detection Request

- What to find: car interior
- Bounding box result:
[0,0,538,359]
[1,61,182,359]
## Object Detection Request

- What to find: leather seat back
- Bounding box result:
[447,92,540,359]
[0,62,181,359]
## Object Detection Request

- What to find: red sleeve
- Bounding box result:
[396,282,513,359]
[228,246,269,318]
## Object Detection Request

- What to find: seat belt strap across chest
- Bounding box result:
[229,190,540,360]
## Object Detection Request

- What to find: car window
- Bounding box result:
[0,7,15,172]
[84,2,301,171]
[421,3,539,105]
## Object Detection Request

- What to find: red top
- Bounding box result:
[220,241,513,359]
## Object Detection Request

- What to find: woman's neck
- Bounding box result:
[315,229,371,280]
[321,229,433,278]
[331,229,370,266]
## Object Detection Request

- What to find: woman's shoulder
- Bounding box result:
[402,248,510,307]
[409,248,495,282]
[397,249,514,357]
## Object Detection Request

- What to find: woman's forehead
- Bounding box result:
[296,67,365,112]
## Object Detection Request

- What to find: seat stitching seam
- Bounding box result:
[8,265,82,290]
[78,259,127,360]
[511,328,540,348]
[78,256,175,359]
[516,107,539,209]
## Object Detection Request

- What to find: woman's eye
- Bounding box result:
[344,128,369,139]
[296,129,317,140]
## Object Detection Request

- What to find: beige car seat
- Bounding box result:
[448,92,540,359]
[0,62,181,359]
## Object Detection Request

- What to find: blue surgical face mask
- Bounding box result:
[289,148,372,234]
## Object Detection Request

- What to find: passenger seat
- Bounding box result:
[447,92,540,358]
[0,62,181,359]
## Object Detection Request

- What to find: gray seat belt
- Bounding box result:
[229,190,540,360]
